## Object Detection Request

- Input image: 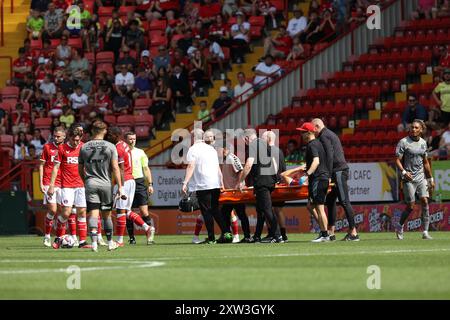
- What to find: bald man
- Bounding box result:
[311,118,359,241]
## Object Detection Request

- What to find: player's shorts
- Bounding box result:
[61,187,87,208]
[403,179,429,203]
[132,178,149,208]
[114,179,136,211]
[43,185,61,205]
[85,181,114,212]
[308,178,329,205]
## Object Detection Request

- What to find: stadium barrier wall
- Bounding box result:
[33,203,450,235]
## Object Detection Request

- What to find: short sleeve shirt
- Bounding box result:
[79,140,118,186]
[131,147,148,179]
[433,82,450,113]
[396,136,427,182]
[186,142,221,191]
[306,139,330,180]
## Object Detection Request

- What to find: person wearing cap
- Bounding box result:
[285,122,331,242]
[230,11,251,64]
[311,118,359,241]
[211,86,233,120]
[287,8,308,38]
[253,54,282,90]
[432,68,450,126]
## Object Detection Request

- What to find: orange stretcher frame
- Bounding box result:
[219,184,334,204]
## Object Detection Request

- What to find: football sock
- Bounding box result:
[320,231,328,238]
[194,214,204,236]
[127,211,148,230]
[116,213,126,243]
[231,214,239,236]
[422,203,430,232]
[126,218,135,238]
[77,216,87,242]
[68,211,77,236]
[56,215,67,238]
[400,207,413,226]
[88,216,99,243]
[44,212,55,236]
[104,216,113,242]
[142,215,152,226]
[90,231,98,245]
[97,216,103,235]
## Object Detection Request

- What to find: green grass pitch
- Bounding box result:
[1,233,450,299]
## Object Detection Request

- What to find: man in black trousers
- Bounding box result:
[237,128,283,243]
[311,118,360,241]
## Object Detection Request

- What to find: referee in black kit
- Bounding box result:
[237,128,283,243]
[311,118,360,241]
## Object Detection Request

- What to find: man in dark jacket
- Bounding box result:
[312,118,360,241]
[399,94,428,131]
[169,64,193,113]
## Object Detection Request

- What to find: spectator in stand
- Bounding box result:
[26,145,40,160]
[223,78,234,99]
[136,0,156,18]
[31,0,49,13]
[234,72,253,103]
[55,35,72,66]
[178,29,194,55]
[69,49,89,81]
[199,0,221,26]
[69,85,89,111]
[39,74,56,101]
[106,18,125,62]
[432,68,450,126]
[30,128,46,156]
[198,100,211,123]
[153,46,171,74]
[49,90,68,117]
[438,122,450,158]
[230,12,251,64]
[287,8,308,38]
[80,97,103,123]
[50,117,62,131]
[187,37,202,58]
[211,86,232,120]
[299,11,321,44]
[77,70,93,95]
[113,88,132,114]
[34,38,54,61]
[253,0,278,29]
[263,25,293,59]
[239,0,254,15]
[14,131,30,162]
[31,89,47,121]
[157,66,170,84]
[152,77,172,129]
[78,2,92,28]
[205,37,226,80]
[434,45,450,78]
[306,9,336,44]
[59,105,75,128]
[106,8,124,29]
[0,107,6,134]
[98,71,113,96]
[209,14,230,46]
[81,15,101,52]
[59,71,75,97]
[436,0,450,18]
[133,67,153,99]
[182,0,200,26]
[53,0,68,15]
[170,49,189,71]
[222,0,239,17]
[27,10,45,40]
[412,0,437,19]
[170,64,192,113]
[398,94,428,132]
[12,103,30,135]
[125,20,146,56]
[286,36,305,61]
[348,6,367,27]
[115,64,135,95]
[140,50,154,74]
[284,139,304,164]
[193,19,208,40]
[20,72,35,103]
[253,54,282,90]
[95,87,113,114]
[11,47,33,87]
[43,2,63,40]
[189,49,209,96]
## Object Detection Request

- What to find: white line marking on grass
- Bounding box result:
[0,261,165,275]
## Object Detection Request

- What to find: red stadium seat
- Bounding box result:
[104,115,117,124]
[68,38,82,49]
[149,19,167,31]
[135,98,152,111]
[34,117,52,129]
[0,86,19,101]
[98,6,115,17]
[96,51,115,65]
[0,134,13,147]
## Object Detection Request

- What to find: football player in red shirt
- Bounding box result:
[48,126,89,249]
[39,127,66,247]
[107,127,153,246]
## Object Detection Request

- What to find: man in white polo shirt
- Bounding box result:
[234,72,253,103]
[182,129,230,244]
[115,64,135,95]
[253,54,282,90]
[287,8,308,38]
[230,11,250,64]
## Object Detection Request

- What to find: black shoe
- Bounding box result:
[261,236,284,243]
[250,236,261,243]
[342,234,360,241]
[329,234,336,241]
[260,235,273,242]
[129,237,136,245]
[78,241,92,249]
[239,237,252,243]
[282,235,288,243]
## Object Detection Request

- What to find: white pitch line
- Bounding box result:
[0,261,165,275]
